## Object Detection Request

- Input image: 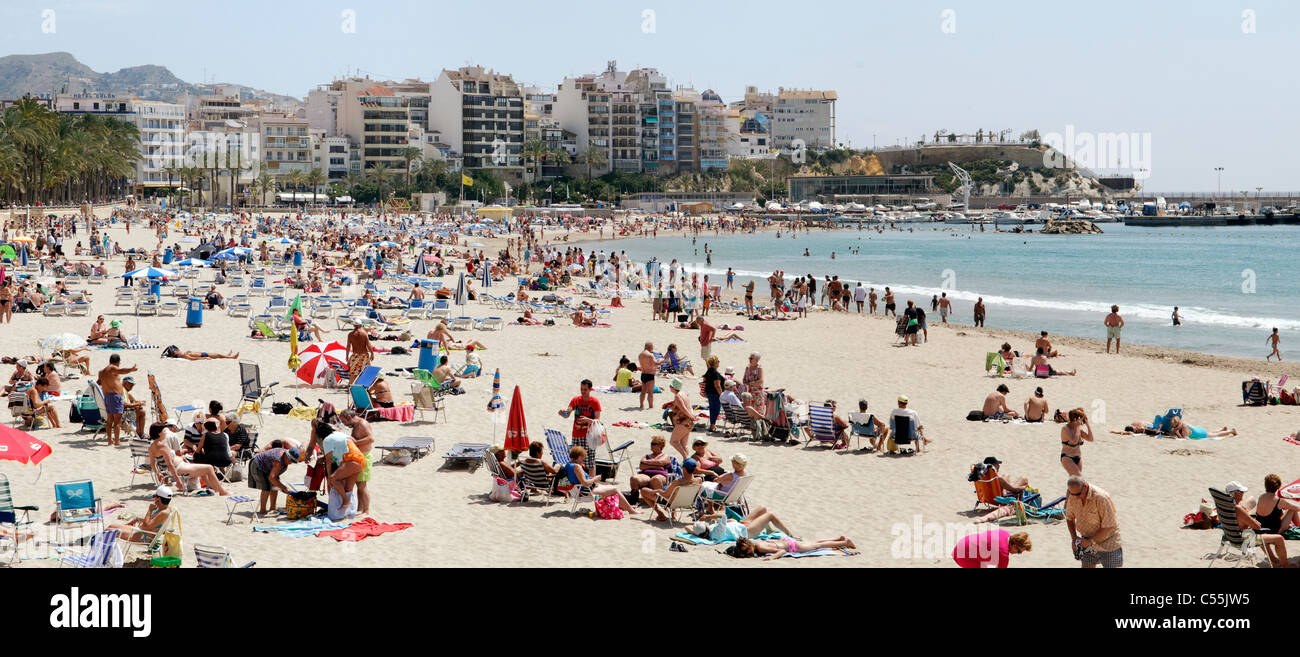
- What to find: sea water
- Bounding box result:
[602,224,1298,358]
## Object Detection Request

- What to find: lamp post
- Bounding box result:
[1214,167,1224,200]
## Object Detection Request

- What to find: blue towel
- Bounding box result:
[253,517,352,538]
[673,530,786,546]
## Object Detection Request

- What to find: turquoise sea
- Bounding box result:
[604,224,1299,358]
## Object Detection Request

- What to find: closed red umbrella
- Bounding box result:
[0,425,52,465]
[504,385,529,453]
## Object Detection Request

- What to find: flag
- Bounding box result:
[546,185,552,192]
[462,174,474,187]
[286,294,302,320]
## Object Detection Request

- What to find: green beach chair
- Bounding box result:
[985,352,1006,376]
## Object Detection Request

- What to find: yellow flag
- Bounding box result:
[462,174,474,187]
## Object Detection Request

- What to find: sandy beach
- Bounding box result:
[3,208,1296,569]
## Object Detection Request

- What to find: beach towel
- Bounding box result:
[673,530,786,546]
[373,405,414,422]
[253,517,352,538]
[98,343,159,350]
[317,517,413,542]
[781,548,859,558]
[715,336,746,343]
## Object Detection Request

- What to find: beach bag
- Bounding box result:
[966,410,986,422]
[1242,380,1266,406]
[160,528,182,560]
[594,495,624,520]
[1034,365,1051,378]
[489,477,520,503]
[271,402,293,415]
[586,420,607,447]
[285,492,317,520]
[106,339,128,349]
[69,402,82,423]
[226,459,245,482]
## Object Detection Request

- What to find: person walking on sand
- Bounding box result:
[97,353,137,447]
[1104,305,1124,353]
[1266,327,1282,361]
[938,292,951,324]
[637,342,658,410]
[345,323,373,385]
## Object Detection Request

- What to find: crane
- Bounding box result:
[948,161,972,212]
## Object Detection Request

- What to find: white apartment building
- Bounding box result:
[55,95,187,188]
[429,66,524,184]
[771,88,837,151]
[257,114,313,176]
[312,134,353,181]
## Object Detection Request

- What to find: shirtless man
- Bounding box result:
[883,287,896,317]
[1104,305,1124,353]
[938,293,951,323]
[162,346,239,361]
[982,384,1019,420]
[1024,387,1049,422]
[340,409,374,515]
[98,354,137,446]
[345,324,373,386]
[973,297,986,327]
[636,342,658,410]
[1267,327,1282,361]
[1034,331,1059,357]
[432,355,461,389]
[868,287,878,314]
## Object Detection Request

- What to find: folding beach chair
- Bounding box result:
[1144,408,1182,434]
[985,352,1007,376]
[408,384,447,423]
[545,428,571,466]
[348,385,382,420]
[235,361,278,426]
[77,381,107,439]
[351,365,382,390]
[763,390,799,442]
[653,483,702,527]
[847,412,879,450]
[59,529,121,568]
[129,436,159,487]
[194,543,255,568]
[804,403,840,448]
[972,465,1005,511]
[126,509,181,561]
[894,315,910,344]
[0,473,38,564]
[53,479,104,545]
[887,414,921,454]
[1206,487,1265,568]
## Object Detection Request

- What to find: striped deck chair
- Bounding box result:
[1206,487,1265,568]
[0,473,38,564]
[972,466,1005,511]
[60,529,121,568]
[804,403,840,448]
[194,543,255,568]
[763,390,799,443]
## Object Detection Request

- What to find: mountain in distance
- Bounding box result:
[0,51,301,109]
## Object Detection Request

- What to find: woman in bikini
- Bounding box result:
[732,534,857,560]
[0,280,12,324]
[1060,408,1092,476]
[743,352,765,416]
[1253,474,1300,535]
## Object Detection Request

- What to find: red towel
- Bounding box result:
[318,517,413,542]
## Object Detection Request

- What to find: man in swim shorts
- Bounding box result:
[340,409,375,515]
[638,342,658,410]
[1104,305,1124,354]
[97,353,137,446]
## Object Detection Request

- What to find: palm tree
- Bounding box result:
[415,158,445,192]
[399,147,421,193]
[342,171,364,199]
[225,147,245,209]
[305,167,326,207]
[365,164,393,204]
[254,170,276,207]
[283,169,307,206]
[522,140,548,184]
[578,144,607,182]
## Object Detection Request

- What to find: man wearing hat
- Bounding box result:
[888,395,928,452]
[107,485,175,543]
[982,456,1029,495]
[1228,481,1290,568]
[4,359,33,394]
[121,376,149,440]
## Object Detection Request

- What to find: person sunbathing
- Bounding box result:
[980,456,1029,494]
[87,315,110,344]
[1035,331,1060,357]
[1031,348,1075,375]
[107,485,175,542]
[629,436,673,501]
[518,310,543,325]
[162,346,239,361]
[1024,387,1049,422]
[1229,481,1289,568]
[727,526,855,559]
[1168,416,1236,439]
[982,384,1020,420]
[427,320,487,350]
[998,343,1016,372]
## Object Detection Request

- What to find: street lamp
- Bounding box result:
[1214,167,1224,199]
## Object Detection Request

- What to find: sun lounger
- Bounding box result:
[442,443,490,470]
[376,436,435,461]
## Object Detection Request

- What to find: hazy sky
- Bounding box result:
[1,0,1295,191]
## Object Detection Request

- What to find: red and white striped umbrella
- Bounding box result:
[296,341,347,385]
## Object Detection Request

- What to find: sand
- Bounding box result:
[4,208,1296,568]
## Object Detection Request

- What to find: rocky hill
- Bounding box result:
[0,52,300,108]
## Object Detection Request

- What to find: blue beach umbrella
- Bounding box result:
[454,272,466,306]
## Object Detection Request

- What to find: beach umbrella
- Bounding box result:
[19,244,27,267]
[0,424,52,465]
[174,258,209,267]
[503,385,529,453]
[372,240,400,248]
[122,267,177,279]
[38,333,87,352]
[268,237,298,244]
[10,236,35,244]
[176,236,199,244]
[210,251,239,261]
[481,260,491,288]
[454,272,466,306]
[411,255,430,276]
[295,341,346,385]
[487,369,503,413]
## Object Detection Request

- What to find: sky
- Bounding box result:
[1,0,1295,191]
